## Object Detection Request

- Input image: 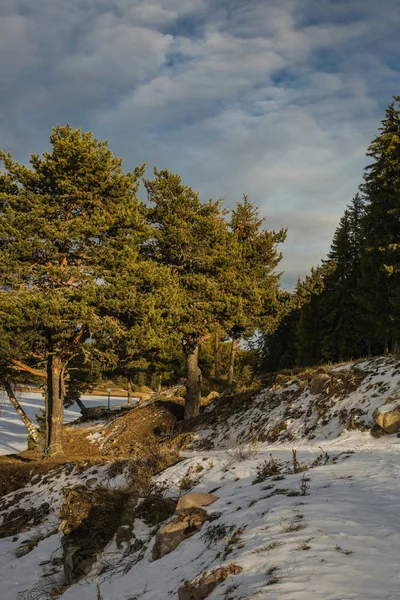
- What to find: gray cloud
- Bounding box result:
[0,0,399,288]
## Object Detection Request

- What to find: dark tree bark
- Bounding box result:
[185,342,202,420]
[227,337,238,386]
[75,397,88,416]
[214,332,221,380]
[46,354,64,456]
[127,381,132,405]
[384,335,389,355]
[2,379,41,444]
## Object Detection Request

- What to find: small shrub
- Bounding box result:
[225,438,260,462]
[279,517,307,533]
[253,455,282,484]
[299,473,310,496]
[296,542,311,550]
[201,523,233,548]
[266,565,281,585]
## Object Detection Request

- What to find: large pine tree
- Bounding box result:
[0,125,151,455]
[145,169,232,419]
[360,96,400,352]
[320,194,367,361]
[226,195,287,384]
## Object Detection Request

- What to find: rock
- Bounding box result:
[176,493,218,511]
[370,424,385,438]
[310,374,331,395]
[178,564,242,600]
[373,403,400,434]
[152,508,207,560]
[85,477,98,489]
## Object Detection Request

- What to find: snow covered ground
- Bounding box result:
[2,358,400,599]
[0,391,132,455]
[2,438,400,599]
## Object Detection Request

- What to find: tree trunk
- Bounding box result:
[185,343,202,420]
[127,381,132,405]
[46,354,64,456]
[75,397,88,416]
[157,376,162,394]
[2,380,41,444]
[214,333,221,380]
[228,338,238,386]
[384,335,389,355]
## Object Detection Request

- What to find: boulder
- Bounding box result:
[152,508,207,560]
[176,492,218,511]
[310,374,331,395]
[178,564,242,600]
[373,403,400,434]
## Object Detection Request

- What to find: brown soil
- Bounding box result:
[0,398,186,499]
[62,399,184,458]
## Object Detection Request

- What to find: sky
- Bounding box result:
[0,0,399,288]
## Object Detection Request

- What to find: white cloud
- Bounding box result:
[0,0,398,287]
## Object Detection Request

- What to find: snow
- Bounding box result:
[59,442,400,600]
[0,391,133,455]
[2,358,400,599]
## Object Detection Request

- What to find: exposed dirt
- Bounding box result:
[62,398,185,458]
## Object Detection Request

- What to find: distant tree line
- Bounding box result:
[259,96,400,372]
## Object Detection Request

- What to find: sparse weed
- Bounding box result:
[279,517,307,533]
[201,523,233,548]
[253,455,282,484]
[334,544,354,555]
[296,542,311,550]
[266,565,282,585]
[299,473,310,496]
[261,484,274,491]
[255,540,283,553]
[225,437,260,462]
[292,449,308,473]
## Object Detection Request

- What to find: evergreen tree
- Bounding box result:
[226,195,287,384]
[320,194,367,361]
[145,169,232,419]
[360,96,400,352]
[0,125,153,455]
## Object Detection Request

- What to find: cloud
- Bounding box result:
[0,0,399,288]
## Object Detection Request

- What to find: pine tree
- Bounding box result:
[360,96,400,352]
[320,194,367,361]
[226,195,287,384]
[145,169,232,419]
[0,125,151,455]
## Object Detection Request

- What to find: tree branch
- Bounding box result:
[11,359,47,379]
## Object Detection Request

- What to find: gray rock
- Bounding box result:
[152,508,207,560]
[178,564,242,600]
[176,493,218,511]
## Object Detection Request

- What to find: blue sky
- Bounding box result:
[0,0,399,288]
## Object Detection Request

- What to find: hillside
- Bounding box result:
[1,357,400,600]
